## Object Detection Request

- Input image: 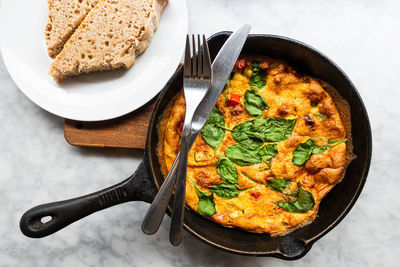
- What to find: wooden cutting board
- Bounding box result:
[64,101,155,150]
[64,65,182,149]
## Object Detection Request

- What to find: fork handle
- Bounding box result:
[169,133,191,246]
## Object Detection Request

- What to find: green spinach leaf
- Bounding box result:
[239,138,263,150]
[244,90,269,117]
[312,145,330,155]
[189,178,216,216]
[216,157,238,184]
[293,138,347,166]
[225,144,261,166]
[225,72,235,103]
[314,112,329,121]
[231,117,296,143]
[261,118,296,142]
[259,144,278,166]
[215,122,263,149]
[201,108,225,151]
[292,139,318,166]
[249,61,267,90]
[268,178,289,193]
[277,182,315,213]
[210,183,241,199]
[226,71,234,87]
[328,139,347,146]
[231,120,260,141]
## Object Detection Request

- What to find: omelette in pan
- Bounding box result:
[158,56,353,236]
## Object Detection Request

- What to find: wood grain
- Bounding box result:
[64,65,182,149]
[64,102,155,150]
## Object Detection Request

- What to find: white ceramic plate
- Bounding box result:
[0,0,187,121]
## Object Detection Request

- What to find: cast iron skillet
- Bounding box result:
[20,32,372,260]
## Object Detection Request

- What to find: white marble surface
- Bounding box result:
[1,0,399,266]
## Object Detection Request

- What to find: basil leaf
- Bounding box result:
[277,182,315,213]
[268,178,289,193]
[210,183,241,199]
[225,144,261,166]
[292,139,317,166]
[244,90,269,117]
[201,108,225,151]
[314,112,329,120]
[259,144,278,166]
[232,117,296,143]
[216,157,238,184]
[328,139,347,146]
[249,61,267,90]
[189,178,216,216]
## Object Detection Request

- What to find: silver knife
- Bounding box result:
[169,24,251,246]
[141,24,251,238]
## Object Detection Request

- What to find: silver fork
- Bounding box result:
[141,35,212,237]
[169,35,212,246]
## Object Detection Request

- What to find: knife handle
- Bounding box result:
[141,153,180,235]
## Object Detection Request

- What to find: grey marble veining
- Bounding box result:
[1,0,399,266]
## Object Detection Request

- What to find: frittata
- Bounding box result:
[158,56,351,236]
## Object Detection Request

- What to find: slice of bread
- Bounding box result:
[46,0,99,58]
[49,0,168,82]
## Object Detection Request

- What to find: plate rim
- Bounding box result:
[0,0,188,121]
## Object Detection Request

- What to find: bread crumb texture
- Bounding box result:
[46,0,99,58]
[49,0,168,81]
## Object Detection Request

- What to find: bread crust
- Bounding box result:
[135,0,167,56]
[45,0,99,58]
[49,0,168,81]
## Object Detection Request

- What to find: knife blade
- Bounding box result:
[169,24,251,246]
[190,24,251,138]
[141,24,251,237]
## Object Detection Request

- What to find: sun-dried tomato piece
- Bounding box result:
[227,93,241,106]
[235,58,246,69]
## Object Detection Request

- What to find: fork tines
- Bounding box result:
[184,34,211,80]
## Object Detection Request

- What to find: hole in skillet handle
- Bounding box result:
[40,216,53,224]
[20,211,58,236]
[29,215,55,230]
[278,236,309,259]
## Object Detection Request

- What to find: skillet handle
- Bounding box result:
[20,160,157,238]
